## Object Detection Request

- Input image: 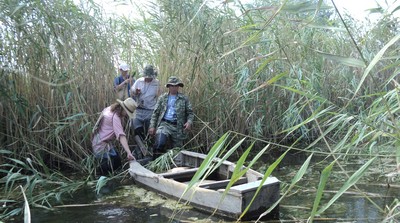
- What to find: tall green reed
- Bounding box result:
[0,0,131,220]
[1,0,399,221]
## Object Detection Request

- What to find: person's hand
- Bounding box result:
[148,127,156,136]
[183,122,191,131]
[127,152,136,161]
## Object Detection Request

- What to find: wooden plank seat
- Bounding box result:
[199,177,247,190]
[230,177,280,194]
[159,168,200,180]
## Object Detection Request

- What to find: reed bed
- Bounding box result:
[0,0,399,221]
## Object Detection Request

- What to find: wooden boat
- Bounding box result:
[128,150,280,220]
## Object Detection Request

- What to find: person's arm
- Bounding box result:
[112,113,135,160]
[115,76,131,91]
[130,81,136,96]
[129,76,134,86]
[156,80,162,97]
[119,135,135,160]
[130,79,141,96]
[149,94,163,135]
[148,106,159,135]
[183,96,194,131]
[113,77,120,91]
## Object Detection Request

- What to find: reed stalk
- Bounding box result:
[1,0,399,221]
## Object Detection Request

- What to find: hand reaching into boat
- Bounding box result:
[91,97,138,175]
[120,135,136,161]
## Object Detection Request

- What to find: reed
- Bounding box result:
[1,0,399,221]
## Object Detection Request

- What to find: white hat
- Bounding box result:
[119,63,130,71]
[117,98,137,118]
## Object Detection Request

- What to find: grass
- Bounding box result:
[0,0,399,222]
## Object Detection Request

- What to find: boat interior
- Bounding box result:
[159,159,248,190]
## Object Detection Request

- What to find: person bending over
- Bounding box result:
[92,97,137,175]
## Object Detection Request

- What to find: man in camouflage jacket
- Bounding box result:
[148,76,194,159]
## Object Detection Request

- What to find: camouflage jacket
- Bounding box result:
[150,92,194,132]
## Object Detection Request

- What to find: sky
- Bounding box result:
[87,0,400,23]
[331,0,400,21]
[75,0,398,69]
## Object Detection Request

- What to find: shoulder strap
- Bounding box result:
[92,113,104,135]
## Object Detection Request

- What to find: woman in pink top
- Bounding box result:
[92,97,137,175]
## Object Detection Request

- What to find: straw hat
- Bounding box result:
[117,98,137,118]
[165,76,184,87]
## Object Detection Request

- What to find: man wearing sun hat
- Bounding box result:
[130,65,161,141]
[92,97,137,175]
[148,76,194,159]
[114,63,134,100]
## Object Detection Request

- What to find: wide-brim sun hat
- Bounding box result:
[117,98,137,119]
[165,76,184,87]
[119,63,130,71]
[142,64,156,78]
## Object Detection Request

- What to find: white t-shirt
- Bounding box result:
[131,77,160,110]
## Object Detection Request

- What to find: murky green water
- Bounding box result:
[25,182,399,223]
[31,203,171,223]
[9,152,400,223]
[28,184,225,223]
[270,152,400,223]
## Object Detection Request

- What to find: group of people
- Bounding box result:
[91,63,194,175]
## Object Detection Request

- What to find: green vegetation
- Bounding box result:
[1,0,399,222]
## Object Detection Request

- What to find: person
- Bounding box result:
[114,63,134,100]
[130,65,161,141]
[148,76,194,159]
[92,97,137,175]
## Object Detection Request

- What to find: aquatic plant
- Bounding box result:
[0,0,399,222]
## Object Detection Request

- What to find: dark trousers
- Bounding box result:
[153,133,168,160]
[96,148,121,175]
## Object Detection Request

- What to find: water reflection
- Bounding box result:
[30,204,174,223]
[275,153,400,223]
[334,186,399,222]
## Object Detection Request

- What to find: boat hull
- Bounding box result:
[129,151,280,220]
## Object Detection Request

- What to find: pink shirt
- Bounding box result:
[92,107,126,154]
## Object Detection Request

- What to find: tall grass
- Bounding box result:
[0,0,131,220]
[0,0,116,169]
[131,0,400,221]
[1,0,399,221]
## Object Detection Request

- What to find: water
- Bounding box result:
[272,152,400,223]
[31,204,170,223]
[25,181,398,223]
[27,184,226,223]
[10,152,400,223]
[279,184,399,222]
